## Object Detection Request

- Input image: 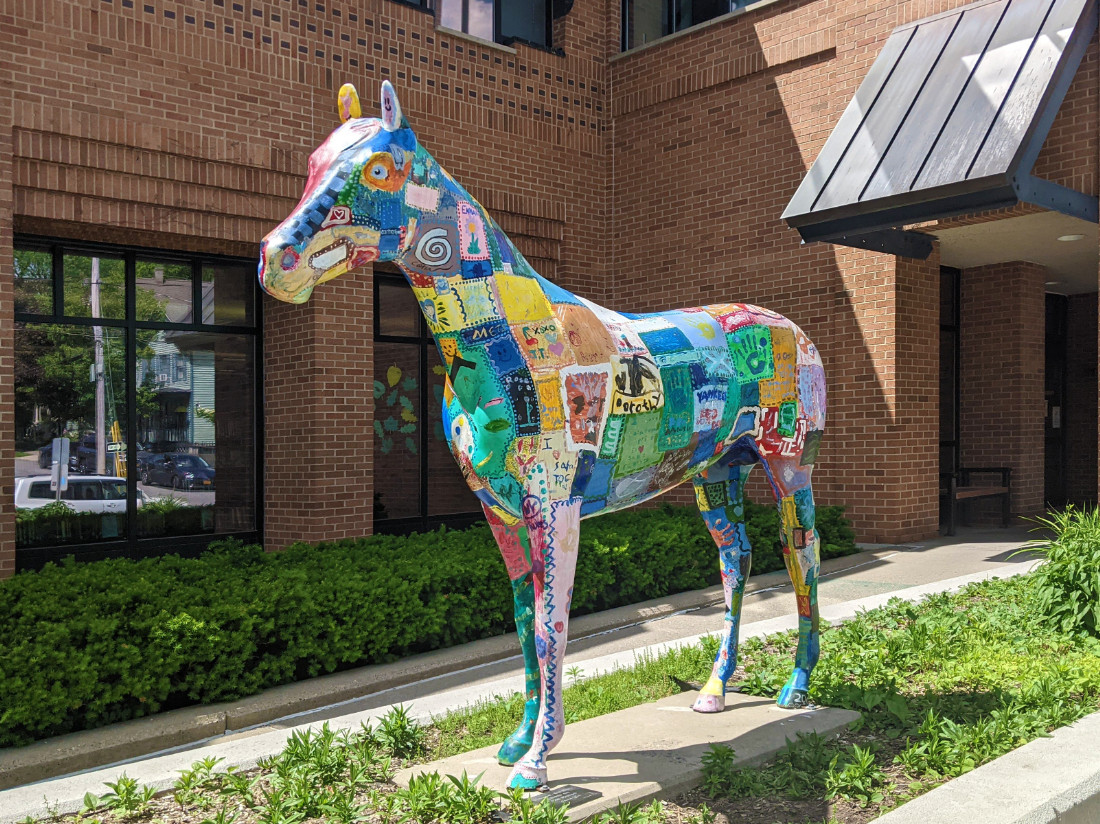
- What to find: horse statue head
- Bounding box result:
[259,81,421,304]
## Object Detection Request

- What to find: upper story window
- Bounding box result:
[402,0,551,49]
[621,0,748,50]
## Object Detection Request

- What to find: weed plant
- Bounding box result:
[700,571,1100,818]
[1018,506,1100,636]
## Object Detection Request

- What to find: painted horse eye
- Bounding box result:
[370,164,388,180]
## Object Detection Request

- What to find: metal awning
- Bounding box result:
[782,0,1099,259]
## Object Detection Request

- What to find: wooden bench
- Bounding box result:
[942,467,1012,536]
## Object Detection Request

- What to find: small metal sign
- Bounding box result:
[491,785,603,822]
[49,438,70,493]
[541,785,603,807]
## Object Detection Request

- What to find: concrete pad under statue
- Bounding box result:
[395,691,860,821]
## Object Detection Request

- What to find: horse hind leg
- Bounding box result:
[482,505,541,766]
[759,457,821,709]
[691,460,755,713]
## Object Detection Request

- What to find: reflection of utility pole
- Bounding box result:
[91,258,106,476]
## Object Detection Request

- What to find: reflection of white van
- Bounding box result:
[14,476,142,513]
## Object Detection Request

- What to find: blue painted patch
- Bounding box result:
[537,275,584,306]
[581,499,606,516]
[583,458,614,501]
[721,435,759,467]
[378,197,403,228]
[794,486,815,528]
[639,326,692,356]
[731,409,759,441]
[570,451,596,499]
[461,258,491,280]
[740,380,760,407]
[486,335,526,375]
[379,230,402,257]
[689,362,711,389]
[494,228,514,263]
[692,430,719,464]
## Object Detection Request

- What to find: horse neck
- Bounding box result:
[394,163,544,304]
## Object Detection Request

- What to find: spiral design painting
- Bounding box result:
[415,227,452,266]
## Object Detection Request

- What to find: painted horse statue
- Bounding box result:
[259,82,827,790]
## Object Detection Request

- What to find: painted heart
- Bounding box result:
[554,621,564,633]
[638,445,644,453]
[549,342,565,356]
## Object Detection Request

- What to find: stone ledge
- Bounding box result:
[874,708,1100,824]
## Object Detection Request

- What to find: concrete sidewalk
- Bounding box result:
[395,693,862,821]
[0,525,1036,822]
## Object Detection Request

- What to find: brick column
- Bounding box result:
[0,78,14,578]
[263,266,374,549]
[889,251,942,538]
[959,261,1047,518]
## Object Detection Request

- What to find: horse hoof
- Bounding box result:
[497,735,532,766]
[508,763,548,791]
[692,692,725,713]
[777,687,810,709]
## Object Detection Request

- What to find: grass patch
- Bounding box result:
[690,573,1100,823]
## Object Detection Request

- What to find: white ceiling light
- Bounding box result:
[1057,233,1084,242]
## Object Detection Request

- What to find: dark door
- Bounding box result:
[1045,294,1067,507]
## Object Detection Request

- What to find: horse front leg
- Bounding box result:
[762,458,821,709]
[482,504,541,766]
[508,495,581,791]
[691,461,755,713]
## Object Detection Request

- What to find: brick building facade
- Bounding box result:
[2,0,1097,576]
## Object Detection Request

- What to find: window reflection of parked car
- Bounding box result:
[143,454,215,490]
[14,476,145,513]
[36,435,101,473]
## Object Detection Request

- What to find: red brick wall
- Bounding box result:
[0,0,612,570]
[0,38,14,576]
[606,0,946,542]
[959,261,1047,517]
[1066,291,1098,505]
[264,266,375,549]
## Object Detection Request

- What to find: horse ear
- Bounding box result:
[337,83,361,123]
[380,80,403,132]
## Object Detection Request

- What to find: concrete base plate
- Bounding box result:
[396,691,860,821]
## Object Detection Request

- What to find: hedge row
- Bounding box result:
[0,503,856,747]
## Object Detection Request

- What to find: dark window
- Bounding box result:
[621,0,748,50]
[14,240,261,569]
[373,267,481,533]
[398,0,551,49]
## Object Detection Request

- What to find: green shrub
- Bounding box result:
[0,503,855,747]
[1024,506,1100,636]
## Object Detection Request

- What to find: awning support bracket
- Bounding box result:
[1014,174,1099,224]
